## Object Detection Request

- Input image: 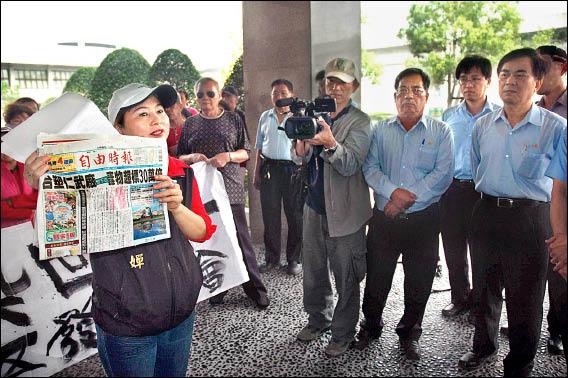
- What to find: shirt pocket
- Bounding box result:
[416,147,437,172]
[518,152,548,179]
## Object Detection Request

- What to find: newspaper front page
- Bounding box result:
[36,134,170,260]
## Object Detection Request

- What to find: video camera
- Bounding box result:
[275,97,336,140]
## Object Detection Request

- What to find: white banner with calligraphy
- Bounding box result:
[191,162,250,302]
[1,222,96,377]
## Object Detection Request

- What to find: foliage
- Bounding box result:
[361,50,384,85]
[399,1,522,106]
[1,81,20,113]
[149,49,200,105]
[89,48,151,115]
[63,67,96,96]
[224,54,245,109]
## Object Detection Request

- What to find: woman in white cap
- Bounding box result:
[23,83,216,377]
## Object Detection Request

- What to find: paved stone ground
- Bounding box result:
[54,243,566,377]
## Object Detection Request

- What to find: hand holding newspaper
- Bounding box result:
[36,134,170,260]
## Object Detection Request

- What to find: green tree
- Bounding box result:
[399,1,522,107]
[149,49,200,104]
[89,48,151,116]
[63,67,97,96]
[361,50,384,85]
[224,54,244,109]
[1,81,20,113]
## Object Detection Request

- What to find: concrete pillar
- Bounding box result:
[243,1,361,243]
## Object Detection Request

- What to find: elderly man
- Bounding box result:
[356,68,454,360]
[459,48,566,377]
[440,55,500,318]
[292,57,372,357]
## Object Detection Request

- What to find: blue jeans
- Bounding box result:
[95,311,196,377]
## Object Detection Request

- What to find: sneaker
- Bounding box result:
[325,340,351,357]
[296,324,330,341]
[254,295,270,310]
[287,261,302,276]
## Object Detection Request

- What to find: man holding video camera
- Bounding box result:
[292,57,372,357]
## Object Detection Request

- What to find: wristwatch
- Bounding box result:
[324,143,338,153]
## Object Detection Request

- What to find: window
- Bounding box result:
[13,69,48,89]
[52,70,73,88]
[1,68,9,86]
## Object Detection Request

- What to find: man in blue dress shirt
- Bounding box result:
[459,48,566,377]
[440,55,500,318]
[355,68,454,360]
[253,79,303,275]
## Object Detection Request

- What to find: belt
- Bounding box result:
[481,193,546,208]
[453,178,474,184]
[263,157,294,166]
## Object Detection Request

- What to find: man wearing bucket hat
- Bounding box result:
[292,57,372,357]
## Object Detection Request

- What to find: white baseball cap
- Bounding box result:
[108,83,178,125]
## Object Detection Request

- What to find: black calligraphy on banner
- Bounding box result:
[46,297,96,361]
[27,244,92,299]
[1,332,46,377]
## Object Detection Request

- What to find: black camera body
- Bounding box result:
[276,97,336,140]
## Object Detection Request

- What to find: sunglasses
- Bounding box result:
[196,91,216,99]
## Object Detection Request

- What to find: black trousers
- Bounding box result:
[213,204,268,302]
[547,261,567,361]
[259,160,304,264]
[440,180,480,305]
[470,199,550,377]
[362,203,440,341]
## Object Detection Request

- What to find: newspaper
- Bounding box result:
[36,134,170,260]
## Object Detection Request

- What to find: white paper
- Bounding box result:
[1,93,118,163]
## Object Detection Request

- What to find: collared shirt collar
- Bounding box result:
[536,89,567,109]
[269,107,292,121]
[390,113,429,131]
[457,97,497,117]
[497,104,543,129]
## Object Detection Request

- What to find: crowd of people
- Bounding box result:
[1,45,566,377]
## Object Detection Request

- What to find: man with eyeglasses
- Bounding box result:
[536,45,567,357]
[459,48,566,377]
[355,68,454,361]
[253,79,303,276]
[292,57,372,357]
[439,56,501,319]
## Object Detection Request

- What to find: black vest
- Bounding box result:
[91,167,203,336]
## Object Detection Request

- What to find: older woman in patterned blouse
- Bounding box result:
[177,77,269,309]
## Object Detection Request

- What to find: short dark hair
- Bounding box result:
[315,70,325,82]
[15,97,40,111]
[3,103,35,124]
[178,89,189,99]
[497,48,547,80]
[536,45,567,62]
[394,68,430,91]
[271,79,293,92]
[455,55,492,80]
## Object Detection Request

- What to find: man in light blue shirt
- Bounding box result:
[356,68,454,361]
[439,55,500,319]
[252,79,303,276]
[460,48,566,377]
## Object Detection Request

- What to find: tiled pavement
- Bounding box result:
[54,244,567,377]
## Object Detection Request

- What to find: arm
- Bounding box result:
[470,121,482,184]
[153,175,207,241]
[253,149,262,190]
[322,115,372,177]
[547,178,567,279]
[407,125,455,204]
[362,126,400,203]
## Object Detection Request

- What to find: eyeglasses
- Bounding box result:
[498,70,530,82]
[196,91,216,99]
[458,76,485,85]
[395,87,426,97]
